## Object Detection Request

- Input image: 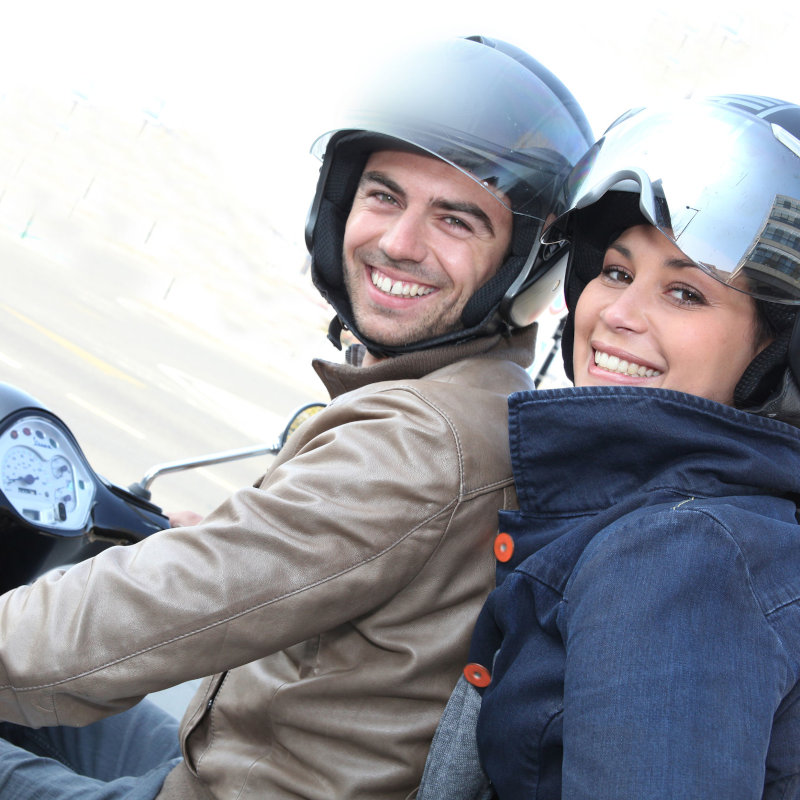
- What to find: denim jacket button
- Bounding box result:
[464,662,491,687]
[494,532,514,563]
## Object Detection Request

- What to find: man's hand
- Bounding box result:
[168,510,204,528]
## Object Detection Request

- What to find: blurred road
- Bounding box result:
[1,229,329,516]
[0,87,339,517]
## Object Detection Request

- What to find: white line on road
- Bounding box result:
[66,393,146,440]
[2,304,145,388]
[194,467,242,494]
[0,352,21,369]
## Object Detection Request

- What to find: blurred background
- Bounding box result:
[1,0,798,514]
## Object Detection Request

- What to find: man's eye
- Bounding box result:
[443,216,472,232]
[370,191,398,205]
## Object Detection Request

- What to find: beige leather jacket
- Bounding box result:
[0,329,535,799]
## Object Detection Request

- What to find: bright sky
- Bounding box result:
[1,0,799,241]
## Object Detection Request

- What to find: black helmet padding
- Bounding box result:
[309,133,373,334]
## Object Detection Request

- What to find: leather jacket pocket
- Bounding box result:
[180,671,227,774]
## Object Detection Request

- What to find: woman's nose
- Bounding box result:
[600,285,649,333]
[379,211,428,263]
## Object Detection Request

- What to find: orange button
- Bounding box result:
[494,532,514,562]
[464,662,491,688]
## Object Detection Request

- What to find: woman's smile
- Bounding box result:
[572,225,768,405]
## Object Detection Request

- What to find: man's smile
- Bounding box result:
[369,267,436,298]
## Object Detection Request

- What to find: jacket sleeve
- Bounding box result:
[0,384,465,727]
[559,505,793,800]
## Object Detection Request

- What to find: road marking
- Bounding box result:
[1,304,145,388]
[157,363,285,441]
[195,468,241,494]
[0,351,21,369]
[66,393,146,440]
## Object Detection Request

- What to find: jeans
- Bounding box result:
[0,699,182,799]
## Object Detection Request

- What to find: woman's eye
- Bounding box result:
[668,285,707,305]
[601,265,632,284]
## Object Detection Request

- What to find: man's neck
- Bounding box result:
[361,350,383,368]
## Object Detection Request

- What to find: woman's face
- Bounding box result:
[572,224,770,405]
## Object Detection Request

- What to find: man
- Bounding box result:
[0,36,592,799]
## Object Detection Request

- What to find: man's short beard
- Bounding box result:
[341,248,468,346]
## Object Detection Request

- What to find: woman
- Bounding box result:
[418,95,800,799]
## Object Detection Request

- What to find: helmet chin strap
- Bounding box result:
[741,369,800,427]
[790,313,800,387]
[747,313,800,428]
[326,316,345,351]
[325,308,512,361]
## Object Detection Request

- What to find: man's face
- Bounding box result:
[342,150,513,348]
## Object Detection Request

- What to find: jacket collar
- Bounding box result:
[312,326,536,400]
[508,386,800,515]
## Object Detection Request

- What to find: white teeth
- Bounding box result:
[594,350,661,378]
[371,269,434,297]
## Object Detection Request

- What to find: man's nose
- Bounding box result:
[379,210,428,263]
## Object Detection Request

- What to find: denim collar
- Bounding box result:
[508,386,800,516]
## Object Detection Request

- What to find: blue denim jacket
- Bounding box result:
[424,386,800,800]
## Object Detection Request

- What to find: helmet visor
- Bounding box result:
[543,102,800,304]
[311,38,591,220]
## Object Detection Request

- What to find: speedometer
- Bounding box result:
[0,416,95,531]
[2,446,46,492]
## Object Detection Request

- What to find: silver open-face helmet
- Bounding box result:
[546,94,800,424]
[305,35,593,357]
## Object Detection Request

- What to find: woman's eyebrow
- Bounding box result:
[608,240,696,269]
[608,241,632,259]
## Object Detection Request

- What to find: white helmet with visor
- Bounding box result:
[545,97,800,305]
[548,95,800,424]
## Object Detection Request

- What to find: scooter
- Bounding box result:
[0,381,323,595]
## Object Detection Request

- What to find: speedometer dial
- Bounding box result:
[0,416,95,530]
[50,455,77,513]
[2,446,46,491]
